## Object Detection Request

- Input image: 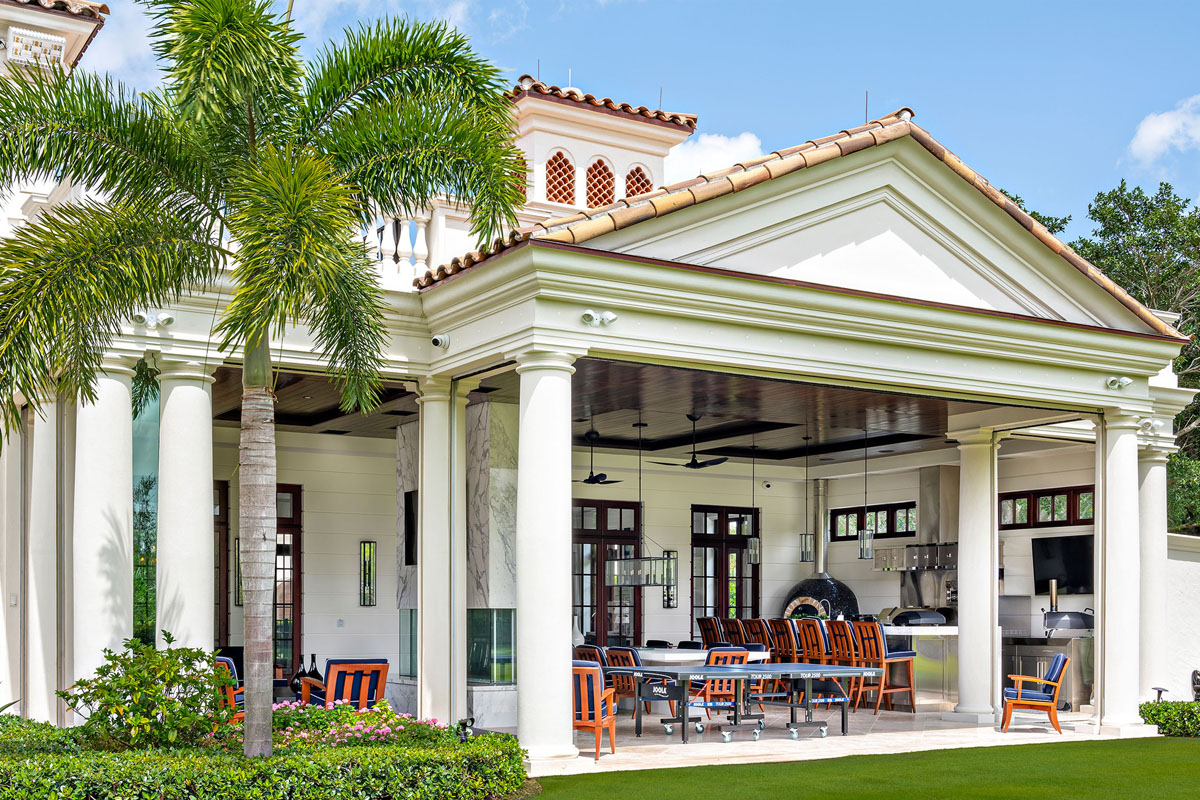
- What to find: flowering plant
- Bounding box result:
[204,699,453,752]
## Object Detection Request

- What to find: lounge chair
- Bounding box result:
[1003,654,1070,733]
[299,659,389,710]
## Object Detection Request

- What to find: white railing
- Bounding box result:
[373,208,432,291]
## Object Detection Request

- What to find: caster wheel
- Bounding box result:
[695,723,705,734]
[721,732,733,743]
[757,719,766,730]
[819,728,828,739]
[663,725,674,736]
[752,730,760,742]
[789,728,799,740]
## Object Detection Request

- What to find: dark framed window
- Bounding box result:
[213,481,229,646]
[999,485,1094,530]
[829,501,917,542]
[359,541,377,607]
[572,499,641,648]
[403,490,418,567]
[690,505,760,636]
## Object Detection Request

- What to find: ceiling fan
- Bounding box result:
[649,414,729,470]
[575,429,622,484]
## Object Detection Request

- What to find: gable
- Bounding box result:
[588,138,1149,333]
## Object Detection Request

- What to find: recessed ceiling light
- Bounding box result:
[303,395,313,399]
[879,449,894,454]
[819,457,834,461]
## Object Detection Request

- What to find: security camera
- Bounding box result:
[431,334,450,349]
[761,481,772,490]
[1106,376,1133,390]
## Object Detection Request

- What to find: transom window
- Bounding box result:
[829,501,917,541]
[999,485,1094,530]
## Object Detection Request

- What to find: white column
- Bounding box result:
[72,362,135,683]
[450,380,475,722]
[416,378,452,722]
[514,351,578,761]
[1138,447,1169,701]
[413,210,430,277]
[1098,412,1142,728]
[0,421,22,712]
[948,429,999,723]
[155,361,216,649]
[25,400,60,722]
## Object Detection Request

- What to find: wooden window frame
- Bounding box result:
[572,499,642,648]
[998,484,1095,530]
[689,504,761,634]
[828,501,918,542]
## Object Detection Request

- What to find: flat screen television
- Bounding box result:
[1032,534,1094,595]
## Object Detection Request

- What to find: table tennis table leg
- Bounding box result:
[842,692,849,735]
[634,676,643,737]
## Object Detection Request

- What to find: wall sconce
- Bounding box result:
[662,549,678,609]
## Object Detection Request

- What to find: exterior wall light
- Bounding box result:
[581,309,617,327]
[131,310,176,329]
[1106,376,1133,390]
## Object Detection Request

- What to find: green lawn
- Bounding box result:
[537,739,1200,799]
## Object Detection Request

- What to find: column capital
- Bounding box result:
[1137,446,1173,464]
[154,358,218,385]
[511,350,577,375]
[1102,409,1144,431]
[98,353,139,379]
[947,428,996,448]
[412,375,453,403]
[454,378,481,404]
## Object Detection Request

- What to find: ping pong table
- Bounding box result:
[604,662,884,743]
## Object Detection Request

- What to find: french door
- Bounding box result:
[691,505,760,636]
[572,500,641,647]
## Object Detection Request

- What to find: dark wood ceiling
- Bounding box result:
[209,359,1019,464]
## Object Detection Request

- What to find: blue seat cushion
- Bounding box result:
[885,649,917,659]
[1004,687,1054,703]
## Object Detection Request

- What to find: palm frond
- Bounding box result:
[0,200,224,435]
[295,18,511,150]
[323,99,524,245]
[0,68,219,224]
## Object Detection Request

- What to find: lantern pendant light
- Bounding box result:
[800,434,814,562]
[747,442,761,565]
[858,427,873,560]
[605,418,677,588]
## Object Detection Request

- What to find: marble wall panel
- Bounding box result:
[395,420,418,609]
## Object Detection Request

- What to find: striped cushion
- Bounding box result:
[1004,687,1054,703]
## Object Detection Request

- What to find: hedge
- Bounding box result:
[0,717,526,800]
[1139,701,1200,737]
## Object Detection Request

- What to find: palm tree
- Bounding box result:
[0,0,522,756]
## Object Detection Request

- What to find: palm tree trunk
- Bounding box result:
[239,331,276,757]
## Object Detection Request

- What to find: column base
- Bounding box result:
[941,709,997,725]
[1097,721,1157,738]
[524,743,581,768]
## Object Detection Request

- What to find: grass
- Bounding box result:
[536,739,1200,799]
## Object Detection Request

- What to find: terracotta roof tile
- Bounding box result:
[508,75,697,130]
[415,106,1183,340]
[4,0,108,18]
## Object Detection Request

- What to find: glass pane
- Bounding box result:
[621,508,635,531]
[607,507,620,531]
[468,609,515,684]
[705,512,720,534]
[213,489,220,516]
[836,515,847,537]
[581,506,597,530]
[276,492,293,518]
[1000,499,1013,526]
[1053,494,1068,521]
[692,512,704,533]
[847,515,858,535]
[909,507,917,531]
[1037,495,1052,522]
[398,609,418,678]
[1078,492,1094,520]
[1015,498,1028,524]
[573,506,582,529]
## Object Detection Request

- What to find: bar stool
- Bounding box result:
[852,621,915,714]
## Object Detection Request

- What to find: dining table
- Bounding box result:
[634,647,772,667]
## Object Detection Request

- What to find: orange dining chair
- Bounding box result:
[1003,654,1070,733]
[689,647,748,719]
[827,620,861,699]
[572,660,617,760]
[697,617,723,648]
[743,619,774,653]
[214,658,243,723]
[851,621,915,714]
[606,646,676,719]
[720,617,747,647]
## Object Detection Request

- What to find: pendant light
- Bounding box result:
[858,427,873,560]
[605,418,676,588]
[747,442,761,565]
[800,434,814,562]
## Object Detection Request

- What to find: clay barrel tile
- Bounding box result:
[729,165,772,192]
[765,152,808,180]
[608,201,660,230]
[565,215,617,243]
[650,190,697,217]
[689,177,736,204]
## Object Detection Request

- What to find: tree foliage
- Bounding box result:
[1000,189,1072,235]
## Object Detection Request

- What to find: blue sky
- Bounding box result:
[89,0,1200,241]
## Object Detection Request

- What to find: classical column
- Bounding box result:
[1098,412,1142,728]
[450,380,476,722]
[155,361,217,649]
[948,429,999,722]
[514,351,578,761]
[72,362,135,682]
[25,400,60,722]
[1138,447,1169,702]
[416,378,453,722]
[0,421,22,712]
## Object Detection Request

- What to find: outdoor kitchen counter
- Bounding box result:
[880,626,958,711]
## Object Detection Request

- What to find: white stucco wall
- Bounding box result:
[1167,534,1200,700]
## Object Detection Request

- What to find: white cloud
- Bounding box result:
[664,132,765,184]
[487,0,527,41]
[1129,94,1200,166]
[80,0,160,88]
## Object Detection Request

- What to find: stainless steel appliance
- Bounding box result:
[1002,636,1094,711]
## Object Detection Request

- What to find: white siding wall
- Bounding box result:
[213,427,399,667]
[1167,534,1200,700]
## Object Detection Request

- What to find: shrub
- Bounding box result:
[0,715,84,756]
[1140,700,1200,736]
[0,733,527,800]
[56,631,233,750]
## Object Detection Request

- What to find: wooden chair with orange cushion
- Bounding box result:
[215,657,243,723]
[826,619,861,699]
[572,660,617,760]
[299,659,389,710]
[796,618,830,665]
[742,618,774,653]
[1003,654,1070,733]
[768,619,800,664]
[719,617,747,647]
[851,621,915,714]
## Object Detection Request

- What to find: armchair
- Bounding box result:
[299,659,389,710]
[1002,654,1070,733]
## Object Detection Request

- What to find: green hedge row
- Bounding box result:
[0,725,525,800]
[1139,701,1200,736]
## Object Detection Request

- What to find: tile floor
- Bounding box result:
[529,704,1145,777]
